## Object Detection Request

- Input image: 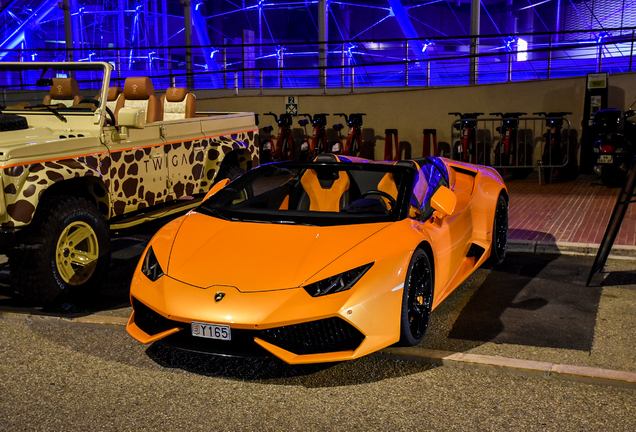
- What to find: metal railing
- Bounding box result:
[0,27,634,92]
[449,116,573,183]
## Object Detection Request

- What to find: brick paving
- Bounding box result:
[506,174,636,247]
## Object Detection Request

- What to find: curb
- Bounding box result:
[0,310,129,327]
[378,347,636,389]
[508,239,636,260]
[5,310,636,389]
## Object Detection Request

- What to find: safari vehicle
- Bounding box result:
[0,62,259,303]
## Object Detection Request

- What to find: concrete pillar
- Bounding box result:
[181,0,194,89]
[470,0,480,85]
[319,0,328,89]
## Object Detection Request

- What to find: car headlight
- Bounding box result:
[303,263,373,297]
[141,246,164,281]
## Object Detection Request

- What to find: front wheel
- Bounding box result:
[9,196,111,303]
[397,248,434,346]
[601,165,621,187]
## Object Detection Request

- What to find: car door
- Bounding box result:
[161,117,208,199]
[413,161,473,303]
[103,122,169,217]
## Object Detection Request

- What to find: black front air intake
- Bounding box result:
[132,298,365,358]
[259,317,365,355]
[132,297,184,335]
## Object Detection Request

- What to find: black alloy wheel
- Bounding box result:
[398,248,434,346]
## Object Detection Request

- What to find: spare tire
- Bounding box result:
[0,114,29,132]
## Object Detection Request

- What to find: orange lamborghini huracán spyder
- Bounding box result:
[126,154,508,364]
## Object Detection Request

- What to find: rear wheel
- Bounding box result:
[601,165,620,187]
[397,248,434,346]
[315,136,325,156]
[350,135,360,157]
[279,135,291,161]
[9,196,110,303]
[488,194,508,265]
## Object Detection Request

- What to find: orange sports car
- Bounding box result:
[126,154,508,364]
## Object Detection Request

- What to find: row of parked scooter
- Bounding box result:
[255,112,366,163]
[255,107,636,187]
[450,109,636,186]
[449,111,573,184]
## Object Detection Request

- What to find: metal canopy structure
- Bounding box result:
[0,0,634,89]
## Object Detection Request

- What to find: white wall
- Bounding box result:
[196,72,636,160]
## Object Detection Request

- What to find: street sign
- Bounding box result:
[285,96,298,116]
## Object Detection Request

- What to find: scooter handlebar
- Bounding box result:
[264,112,279,123]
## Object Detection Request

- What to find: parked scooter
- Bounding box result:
[592,106,636,187]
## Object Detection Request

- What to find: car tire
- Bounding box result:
[488,194,508,265]
[9,196,111,303]
[601,165,620,187]
[397,248,434,347]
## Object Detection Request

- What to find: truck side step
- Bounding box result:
[109,198,202,232]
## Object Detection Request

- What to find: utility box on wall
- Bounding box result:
[580,73,609,174]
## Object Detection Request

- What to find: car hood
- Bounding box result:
[166,212,390,291]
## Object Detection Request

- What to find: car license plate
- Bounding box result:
[191,322,231,341]
[598,155,613,164]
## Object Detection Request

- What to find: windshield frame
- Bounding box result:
[197,161,417,227]
[0,62,112,124]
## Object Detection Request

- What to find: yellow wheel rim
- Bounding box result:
[55,221,99,286]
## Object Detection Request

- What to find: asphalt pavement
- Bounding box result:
[1,230,636,430]
[1,312,635,431]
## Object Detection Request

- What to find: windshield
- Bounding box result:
[198,162,415,227]
[0,62,109,111]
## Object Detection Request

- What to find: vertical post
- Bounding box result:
[61,0,74,61]
[163,0,168,71]
[341,43,345,88]
[116,49,122,82]
[350,66,354,93]
[168,47,173,86]
[508,52,512,82]
[258,0,263,56]
[427,60,430,87]
[223,47,227,88]
[279,46,284,88]
[405,40,409,86]
[469,0,480,85]
[547,36,552,79]
[630,30,635,72]
[598,43,603,73]
[235,72,238,95]
[181,0,194,89]
[319,0,328,90]
[259,70,263,95]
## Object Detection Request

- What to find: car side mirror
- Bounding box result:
[203,178,231,202]
[430,186,456,217]
[113,108,146,140]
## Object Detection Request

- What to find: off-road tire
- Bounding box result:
[0,114,28,132]
[8,196,111,303]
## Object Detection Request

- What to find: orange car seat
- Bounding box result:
[96,87,124,122]
[43,78,82,107]
[160,88,196,120]
[299,168,350,212]
[377,173,399,208]
[118,77,162,123]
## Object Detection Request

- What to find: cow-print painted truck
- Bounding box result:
[0,62,259,303]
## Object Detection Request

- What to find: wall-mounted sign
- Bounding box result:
[285,96,298,116]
